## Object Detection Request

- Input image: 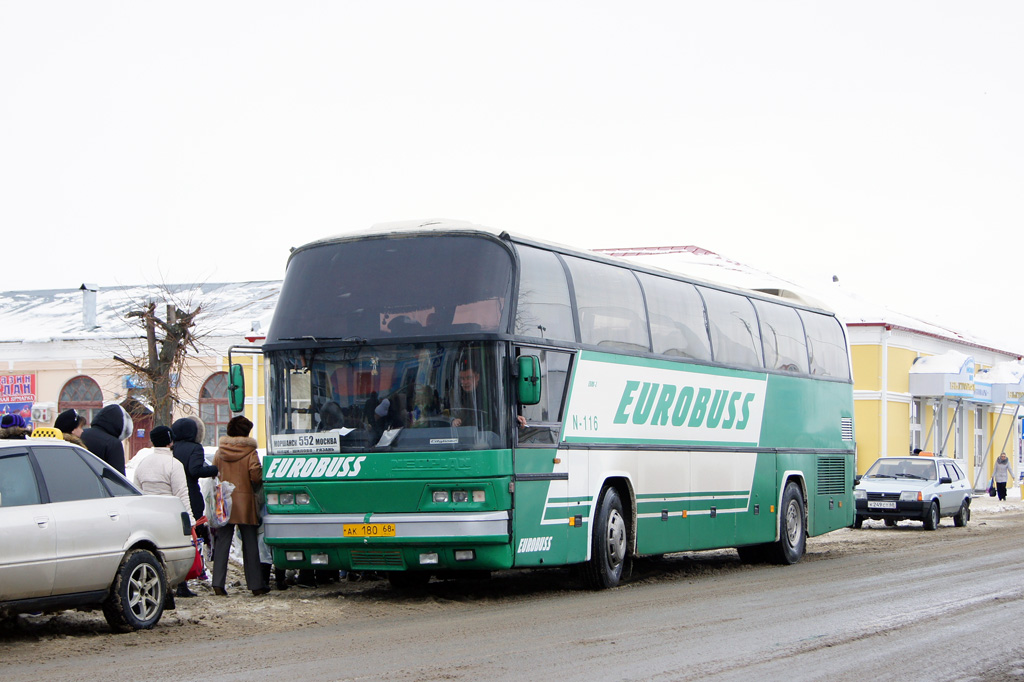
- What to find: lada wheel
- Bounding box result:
[103,549,166,632]
[953,501,970,527]
[923,501,940,531]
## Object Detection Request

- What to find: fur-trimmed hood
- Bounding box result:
[0,425,32,439]
[215,435,258,462]
[171,415,206,445]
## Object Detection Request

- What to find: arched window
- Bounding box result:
[199,372,230,447]
[58,376,103,426]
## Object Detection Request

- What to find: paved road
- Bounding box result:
[3,511,1022,681]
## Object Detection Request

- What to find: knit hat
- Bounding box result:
[226,415,253,437]
[1,413,28,429]
[54,408,79,433]
[150,425,173,447]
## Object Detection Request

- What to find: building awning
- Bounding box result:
[976,360,1024,405]
[909,351,983,401]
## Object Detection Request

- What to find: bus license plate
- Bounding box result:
[343,523,396,538]
[867,501,897,510]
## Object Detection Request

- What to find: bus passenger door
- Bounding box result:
[512,348,574,567]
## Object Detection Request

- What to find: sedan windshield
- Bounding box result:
[266,342,508,453]
[864,459,937,481]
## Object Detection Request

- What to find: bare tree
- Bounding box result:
[114,292,204,428]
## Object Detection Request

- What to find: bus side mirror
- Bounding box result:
[228,363,246,413]
[518,355,541,406]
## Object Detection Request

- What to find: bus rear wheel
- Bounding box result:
[581,487,628,590]
[769,482,806,565]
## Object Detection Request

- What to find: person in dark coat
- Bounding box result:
[80,404,133,474]
[171,415,219,523]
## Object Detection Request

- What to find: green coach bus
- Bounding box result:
[245,221,855,589]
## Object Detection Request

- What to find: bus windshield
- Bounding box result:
[266,342,509,452]
[267,234,514,344]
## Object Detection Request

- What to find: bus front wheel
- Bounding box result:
[581,487,628,590]
[770,481,806,565]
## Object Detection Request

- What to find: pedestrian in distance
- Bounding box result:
[80,403,133,475]
[211,415,269,597]
[54,408,87,446]
[993,452,1015,502]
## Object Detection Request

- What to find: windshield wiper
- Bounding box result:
[897,474,927,480]
[868,474,896,479]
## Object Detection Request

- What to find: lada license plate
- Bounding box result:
[867,501,897,510]
[343,523,396,538]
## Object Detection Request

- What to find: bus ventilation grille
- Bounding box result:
[817,457,847,496]
[840,418,854,441]
[350,549,405,570]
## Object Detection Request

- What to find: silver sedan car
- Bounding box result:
[0,438,194,631]
[853,456,972,530]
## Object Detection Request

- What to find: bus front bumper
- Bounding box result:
[264,511,513,572]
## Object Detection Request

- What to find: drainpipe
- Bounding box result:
[881,327,890,457]
[80,283,98,330]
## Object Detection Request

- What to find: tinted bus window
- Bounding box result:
[514,245,575,342]
[269,235,514,343]
[565,257,649,352]
[638,273,711,361]
[753,299,809,373]
[700,288,763,369]
[799,310,851,380]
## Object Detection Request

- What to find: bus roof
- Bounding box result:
[289,220,839,317]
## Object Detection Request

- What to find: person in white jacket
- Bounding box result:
[135,425,199,597]
[135,425,194,525]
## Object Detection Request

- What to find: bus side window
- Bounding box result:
[799,311,851,380]
[517,349,572,446]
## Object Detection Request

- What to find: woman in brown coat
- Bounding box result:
[211,415,269,596]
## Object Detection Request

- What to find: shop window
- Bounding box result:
[974,407,985,467]
[58,376,103,426]
[910,399,923,452]
[199,372,231,447]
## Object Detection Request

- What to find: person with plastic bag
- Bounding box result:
[210,415,269,596]
[993,452,1015,502]
[171,416,218,536]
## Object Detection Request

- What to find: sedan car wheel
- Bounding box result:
[923,501,940,531]
[953,501,970,527]
[103,549,166,632]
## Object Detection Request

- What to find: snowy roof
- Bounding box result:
[977,361,1024,386]
[598,246,1019,356]
[0,281,280,344]
[908,350,973,375]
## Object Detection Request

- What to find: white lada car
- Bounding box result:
[0,437,194,631]
[854,455,972,530]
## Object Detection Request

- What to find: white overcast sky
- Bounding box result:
[2,2,1022,351]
